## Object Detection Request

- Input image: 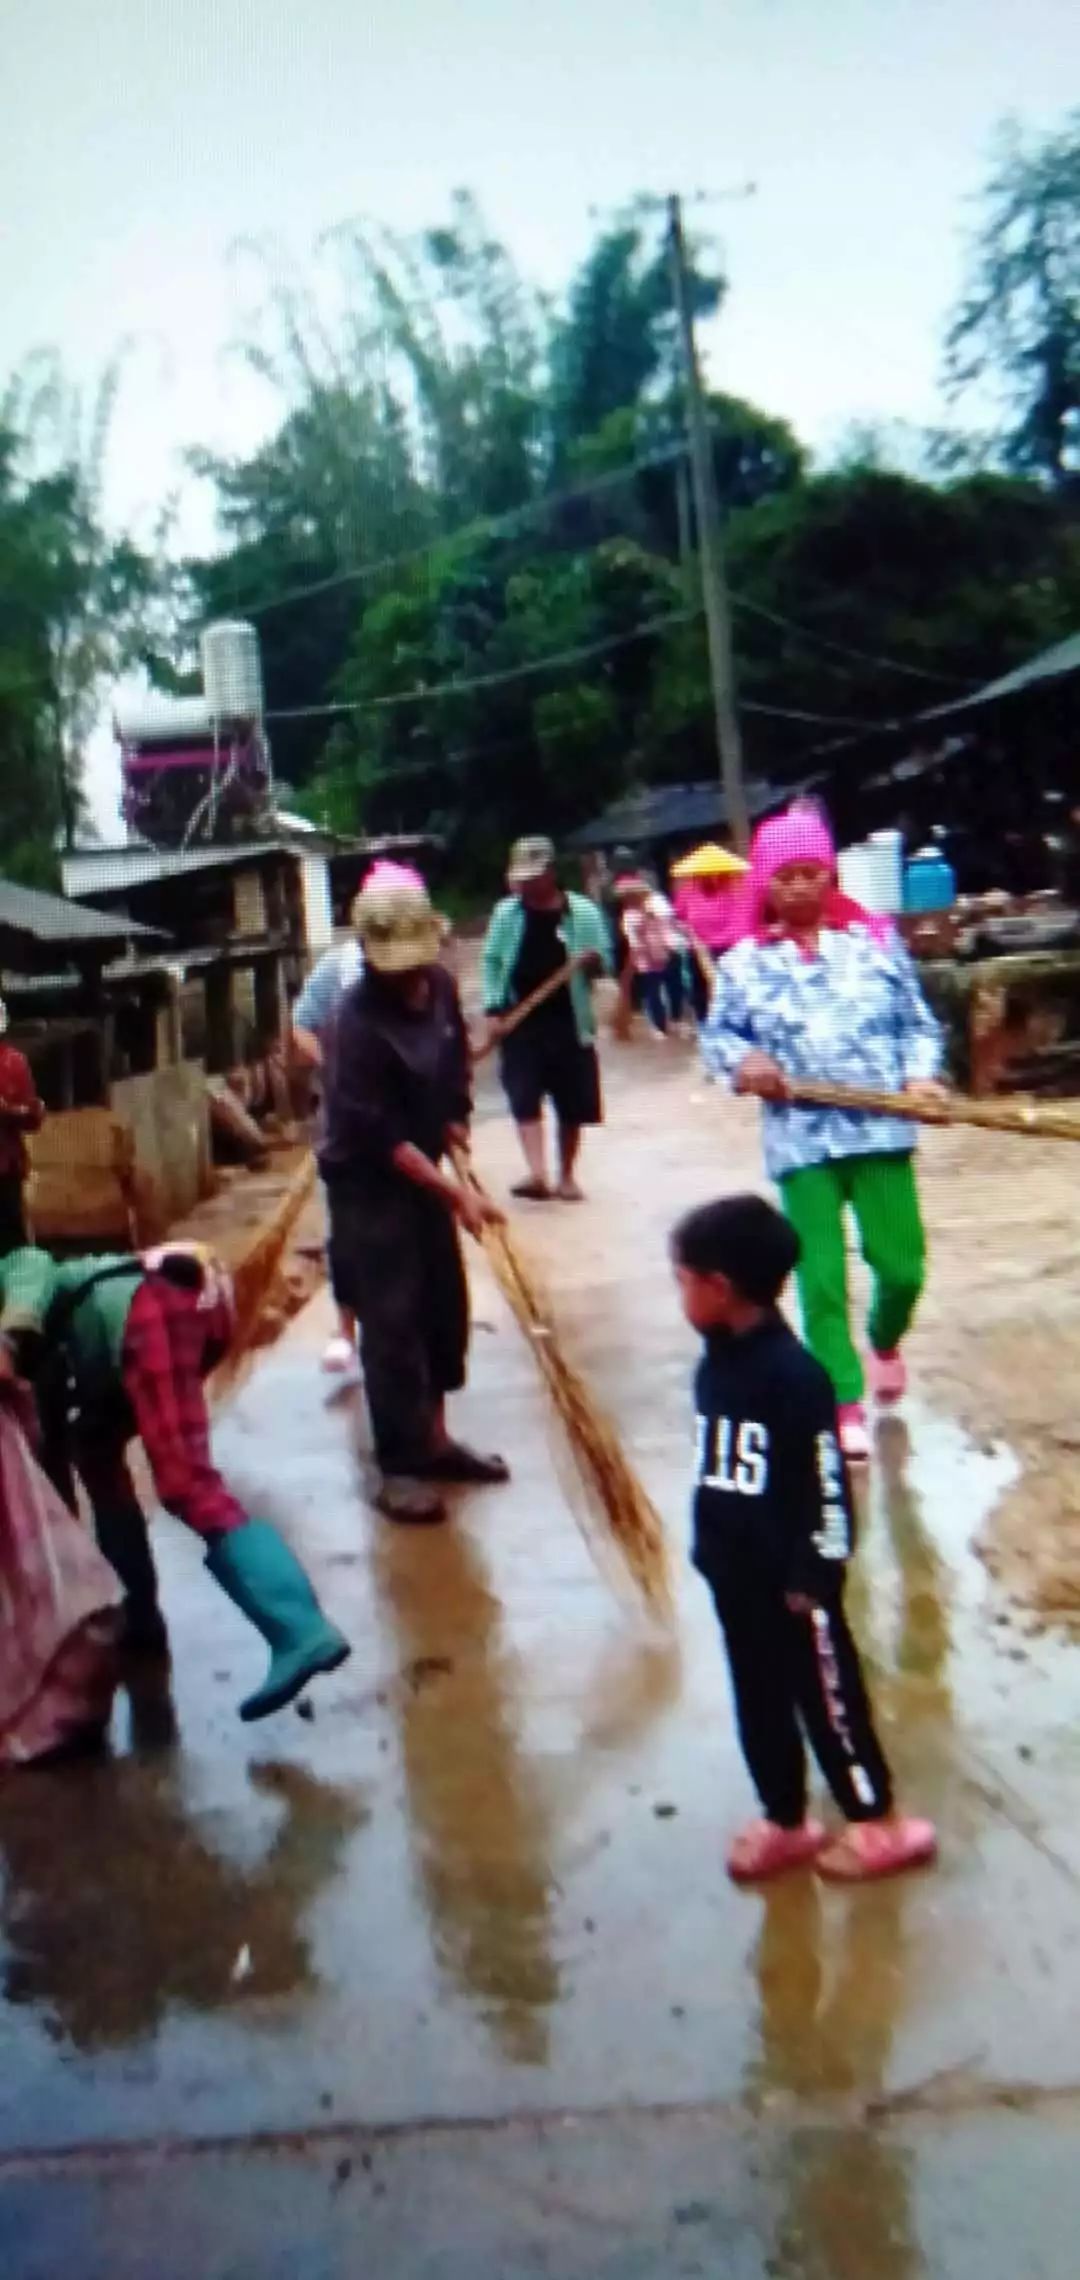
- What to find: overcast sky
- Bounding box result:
[4,0,1078,827]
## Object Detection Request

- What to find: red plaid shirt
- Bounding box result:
[0,1045,43,1179]
[117,1279,246,1536]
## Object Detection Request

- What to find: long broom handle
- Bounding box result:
[472,953,590,1064]
[780,1074,1080,1142]
[448,1143,549,1335]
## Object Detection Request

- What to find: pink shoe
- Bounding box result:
[838,1403,871,1463]
[726,1817,827,1883]
[815,1815,938,1883]
[869,1349,907,1406]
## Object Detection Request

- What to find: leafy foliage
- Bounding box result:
[10,129,1080,887]
[0,356,169,869]
[946,112,1080,487]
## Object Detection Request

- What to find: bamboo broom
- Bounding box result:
[780,1076,1080,1142]
[450,1147,674,1620]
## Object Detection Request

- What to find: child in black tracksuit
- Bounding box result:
[671,1193,936,1884]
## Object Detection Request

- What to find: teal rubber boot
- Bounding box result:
[205,1520,351,1722]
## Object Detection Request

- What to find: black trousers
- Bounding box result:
[705,1563,893,1827]
[688,956,712,1025]
[0,1173,27,1257]
[326,1178,469,1471]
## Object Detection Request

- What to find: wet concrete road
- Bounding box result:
[4,1046,1080,2275]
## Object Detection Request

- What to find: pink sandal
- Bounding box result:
[868,1349,907,1406]
[726,1817,827,1883]
[838,1403,871,1463]
[815,1815,937,1883]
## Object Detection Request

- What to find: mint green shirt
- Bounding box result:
[0,1248,143,1401]
[481,892,613,1044]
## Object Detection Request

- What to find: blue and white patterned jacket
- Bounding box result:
[701,924,943,1182]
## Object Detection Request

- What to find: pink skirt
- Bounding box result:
[0,1395,123,1767]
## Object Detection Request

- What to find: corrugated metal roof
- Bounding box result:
[62,842,300,900]
[567,775,822,851]
[920,631,1080,721]
[0,879,161,945]
[63,830,442,902]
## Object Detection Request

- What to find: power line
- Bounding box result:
[264,607,699,722]
[730,593,973,687]
[265,600,895,734]
[242,440,695,621]
[742,696,891,729]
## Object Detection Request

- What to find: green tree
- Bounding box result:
[946,112,1080,488]
[301,527,685,873]
[548,208,722,468]
[720,461,1080,782]
[1,356,167,853]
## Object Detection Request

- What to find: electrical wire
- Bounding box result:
[730,593,973,686]
[264,608,699,720]
[265,603,895,733]
[243,440,695,620]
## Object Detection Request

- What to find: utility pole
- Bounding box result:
[666,193,750,854]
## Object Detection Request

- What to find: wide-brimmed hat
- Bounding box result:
[507,834,556,887]
[353,881,445,973]
[350,860,426,935]
[670,842,748,880]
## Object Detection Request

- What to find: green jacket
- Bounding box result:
[481,892,613,1044]
[0,1247,143,1404]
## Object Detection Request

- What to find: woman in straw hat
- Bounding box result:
[321,876,508,1522]
[293,860,426,1379]
[670,842,749,1022]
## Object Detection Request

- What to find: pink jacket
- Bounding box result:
[673,879,744,956]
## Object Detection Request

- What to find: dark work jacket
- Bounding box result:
[691,1314,855,1600]
[319,966,472,1197]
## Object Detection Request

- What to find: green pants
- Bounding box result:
[780,1153,927,1405]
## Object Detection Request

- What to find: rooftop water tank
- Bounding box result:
[114,692,213,743]
[200,619,264,723]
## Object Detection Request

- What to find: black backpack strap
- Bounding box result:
[44,1259,145,1349]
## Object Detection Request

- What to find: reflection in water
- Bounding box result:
[873,1419,952,1709]
[751,1880,917,2280]
[371,1519,559,2066]
[577,1632,683,1755]
[0,1704,362,2051]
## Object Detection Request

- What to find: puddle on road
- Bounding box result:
[849,1406,1017,1708]
[2,1372,1077,2162]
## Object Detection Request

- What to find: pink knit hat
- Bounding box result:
[747,809,836,922]
[361,858,425,893]
[731,808,891,945]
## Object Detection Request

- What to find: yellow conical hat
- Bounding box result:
[671,842,748,880]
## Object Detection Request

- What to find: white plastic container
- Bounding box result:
[838,838,902,915]
[867,828,904,913]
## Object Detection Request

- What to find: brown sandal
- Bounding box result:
[376,1480,448,1525]
[412,1444,511,1485]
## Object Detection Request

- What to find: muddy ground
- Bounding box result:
[9,1023,1080,2277]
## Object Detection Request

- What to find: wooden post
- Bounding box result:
[204,962,236,1075]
